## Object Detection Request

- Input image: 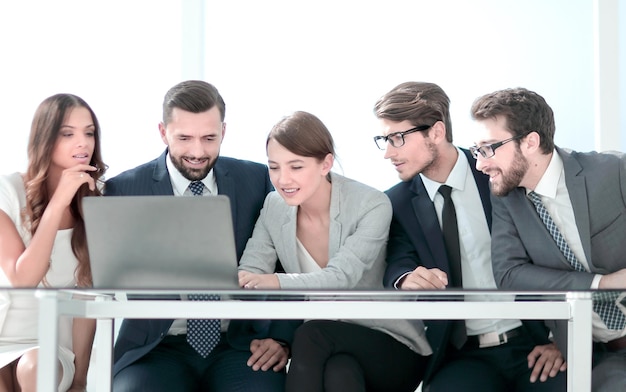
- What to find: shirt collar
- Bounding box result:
[165,151,217,196]
[420,147,467,201]
[528,149,562,199]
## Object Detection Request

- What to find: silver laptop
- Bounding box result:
[83,195,239,290]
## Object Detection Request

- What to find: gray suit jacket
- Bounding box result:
[239,172,432,355]
[491,147,626,353]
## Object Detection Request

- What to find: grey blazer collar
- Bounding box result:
[558,147,592,266]
[280,172,345,262]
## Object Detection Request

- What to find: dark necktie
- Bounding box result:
[188,180,205,196]
[186,181,221,357]
[438,185,466,348]
[528,191,625,330]
[438,185,463,287]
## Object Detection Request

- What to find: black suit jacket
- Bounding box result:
[105,150,298,376]
[383,148,552,384]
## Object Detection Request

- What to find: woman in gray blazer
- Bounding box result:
[238,111,431,392]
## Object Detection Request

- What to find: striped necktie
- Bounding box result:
[528,191,625,330]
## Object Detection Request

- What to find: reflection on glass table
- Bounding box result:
[32,289,605,392]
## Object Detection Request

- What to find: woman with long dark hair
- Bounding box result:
[0,93,107,391]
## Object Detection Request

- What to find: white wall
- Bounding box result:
[0,0,183,175]
[0,0,621,192]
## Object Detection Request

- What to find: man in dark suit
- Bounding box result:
[106,80,296,392]
[470,87,626,392]
[373,82,566,392]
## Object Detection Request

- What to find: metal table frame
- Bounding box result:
[36,290,593,392]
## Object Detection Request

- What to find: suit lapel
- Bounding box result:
[328,175,342,258]
[214,160,239,227]
[281,208,298,265]
[462,149,492,232]
[511,188,574,269]
[559,148,593,266]
[152,151,175,195]
[409,178,450,274]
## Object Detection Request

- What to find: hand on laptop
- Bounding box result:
[239,271,280,289]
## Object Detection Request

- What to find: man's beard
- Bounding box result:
[402,139,439,182]
[490,149,528,197]
[171,154,216,181]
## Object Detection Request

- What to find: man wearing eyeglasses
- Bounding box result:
[374,82,566,392]
[471,87,626,391]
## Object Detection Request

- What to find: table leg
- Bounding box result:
[94,318,114,391]
[37,291,59,392]
[567,293,593,392]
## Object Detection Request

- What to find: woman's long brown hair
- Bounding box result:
[23,94,107,287]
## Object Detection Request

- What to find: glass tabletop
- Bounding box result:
[25,287,610,303]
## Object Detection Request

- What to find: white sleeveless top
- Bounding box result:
[296,238,323,273]
[0,173,76,367]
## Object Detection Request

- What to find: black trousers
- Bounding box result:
[592,343,626,392]
[113,334,286,392]
[427,330,567,392]
[286,320,428,392]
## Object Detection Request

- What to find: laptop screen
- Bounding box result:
[83,195,239,290]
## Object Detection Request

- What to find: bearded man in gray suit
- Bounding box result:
[470,87,626,392]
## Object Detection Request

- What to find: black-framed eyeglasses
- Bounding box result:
[469,133,529,159]
[373,124,435,150]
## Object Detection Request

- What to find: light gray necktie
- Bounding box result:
[528,191,625,330]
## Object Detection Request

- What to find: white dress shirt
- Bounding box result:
[420,148,521,336]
